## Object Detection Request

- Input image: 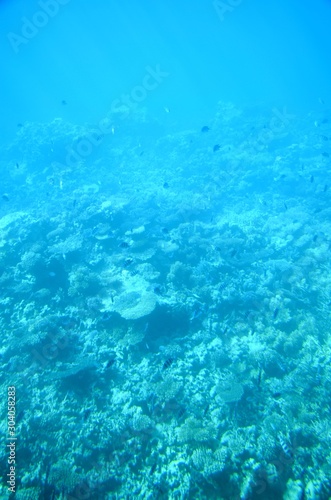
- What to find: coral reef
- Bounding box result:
[1,103,331,498]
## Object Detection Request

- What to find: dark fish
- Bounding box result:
[83,409,91,421]
[106,359,116,369]
[2,194,9,202]
[313,234,318,242]
[101,311,112,322]
[201,126,210,133]
[153,285,163,295]
[124,258,133,267]
[322,152,330,157]
[324,184,328,192]
[230,248,237,258]
[278,434,293,459]
[284,202,288,210]
[321,135,328,141]
[273,307,279,319]
[322,118,329,124]
[213,144,220,152]
[203,403,210,416]
[272,392,282,398]
[280,174,287,179]
[17,123,23,128]
[161,227,169,234]
[162,358,174,370]
[163,182,169,189]
[257,365,263,387]
[61,100,67,105]
[150,463,157,475]
[16,162,19,169]
[177,407,186,419]
[154,484,165,495]
[310,175,314,183]
[118,241,129,248]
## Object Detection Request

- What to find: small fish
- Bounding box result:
[163,182,169,189]
[257,365,263,387]
[203,403,210,416]
[310,175,314,183]
[321,135,328,141]
[273,307,279,319]
[162,358,174,370]
[244,310,251,320]
[2,193,9,202]
[177,407,186,420]
[105,359,116,369]
[278,434,293,459]
[284,202,288,210]
[324,184,328,192]
[153,285,162,295]
[272,392,282,399]
[230,248,237,258]
[124,258,133,267]
[118,241,129,248]
[190,307,204,321]
[313,234,318,242]
[150,463,157,475]
[83,409,91,421]
[16,162,19,169]
[201,126,210,133]
[148,393,157,414]
[101,311,112,322]
[61,99,67,105]
[322,118,329,124]
[213,144,220,152]
[154,484,165,495]
[322,152,330,157]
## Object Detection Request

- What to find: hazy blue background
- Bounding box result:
[1,0,331,144]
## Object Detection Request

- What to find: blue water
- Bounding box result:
[1,1,331,498]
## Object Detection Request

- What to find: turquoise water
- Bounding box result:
[1,1,331,499]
